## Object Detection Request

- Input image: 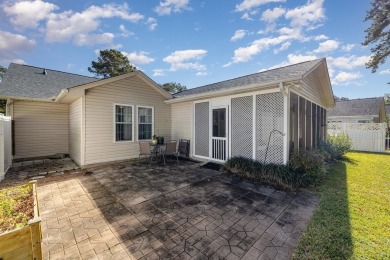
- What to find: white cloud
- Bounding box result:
[119,24,134,37]
[45,3,143,45]
[3,0,59,29]
[0,30,35,63]
[341,44,355,52]
[231,30,247,42]
[285,0,325,29]
[261,7,285,23]
[123,51,155,65]
[265,53,318,70]
[274,42,291,54]
[314,34,328,41]
[332,72,362,85]
[235,0,286,12]
[196,71,208,76]
[241,12,254,21]
[328,55,370,70]
[146,17,158,31]
[379,69,390,75]
[224,28,303,66]
[313,39,340,53]
[73,33,114,46]
[154,0,190,16]
[163,49,207,71]
[152,69,165,76]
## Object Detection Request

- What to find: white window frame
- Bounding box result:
[137,106,154,141]
[113,103,134,143]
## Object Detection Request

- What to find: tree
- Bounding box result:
[334,96,350,101]
[0,65,6,81]
[88,49,136,78]
[385,93,390,104]
[160,82,187,94]
[362,0,390,73]
[0,66,7,113]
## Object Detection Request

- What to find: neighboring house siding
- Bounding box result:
[13,101,69,159]
[171,101,193,156]
[301,69,325,107]
[84,77,171,165]
[69,98,82,165]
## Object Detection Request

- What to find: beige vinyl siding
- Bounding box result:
[69,98,82,165]
[84,76,171,165]
[301,67,327,107]
[13,101,69,159]
[171,101,193,157]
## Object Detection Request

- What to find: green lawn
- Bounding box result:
[294,152,390,259]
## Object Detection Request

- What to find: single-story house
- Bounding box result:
[0,58,334,166]
[327,97,386,123]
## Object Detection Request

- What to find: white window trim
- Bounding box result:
[137,105,154,141]
[113,103,134,143]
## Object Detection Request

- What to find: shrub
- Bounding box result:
[288,150,326,186]
[319,133,352,160]
[223,157,312,189]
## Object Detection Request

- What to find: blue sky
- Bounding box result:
[0,0,389,99]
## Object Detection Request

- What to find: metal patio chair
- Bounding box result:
[137,141,157,166]
[161,140,179,166]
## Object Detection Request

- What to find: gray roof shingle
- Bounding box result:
[0,63,98,100]
[327,97,384,117]
[173,58,323,98]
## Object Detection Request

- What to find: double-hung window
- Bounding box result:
[114,104,134,142]
[138,106,153,140]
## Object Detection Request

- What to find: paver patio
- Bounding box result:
[7,159,320,259]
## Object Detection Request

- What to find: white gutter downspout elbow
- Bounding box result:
[55,89,69,103]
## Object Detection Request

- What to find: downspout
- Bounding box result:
[5,98,13,117]
[280,82,289,164]
[55,89,69,103]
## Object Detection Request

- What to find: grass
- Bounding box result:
[0,184,34,233]
[294,152,390,259]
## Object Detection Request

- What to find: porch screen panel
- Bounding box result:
[231,96,253,159]
[194,102,210,157]
[256,92,284,164]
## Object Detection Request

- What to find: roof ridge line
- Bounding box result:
[9,63,97,79]
[174,58,323,95]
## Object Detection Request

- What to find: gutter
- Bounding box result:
[54,89,69,103]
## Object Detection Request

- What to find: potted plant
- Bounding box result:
[0,180,42,259]
[151,134,158,145]
[158,136,164,144]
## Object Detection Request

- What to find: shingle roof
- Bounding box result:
[173,58,323,98]
[0,63,98,100]
[327,97,384,117]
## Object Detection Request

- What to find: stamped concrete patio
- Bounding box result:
[31,159,319,259]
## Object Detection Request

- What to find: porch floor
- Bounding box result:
[1,159,319,259]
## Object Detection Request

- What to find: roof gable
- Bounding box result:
[0,63,98,100]
[327,97,384,117]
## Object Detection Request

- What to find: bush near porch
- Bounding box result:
[223,134,353,189]
[294,152,390,259]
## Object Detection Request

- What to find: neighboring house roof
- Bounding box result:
[0,63,98,100]
[327,97,384,117]
[173,58,323,98]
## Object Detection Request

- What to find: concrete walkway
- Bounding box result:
[35,160,319,259]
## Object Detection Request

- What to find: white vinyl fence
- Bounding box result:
[0,115,12,181]
[327,123,387,153]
